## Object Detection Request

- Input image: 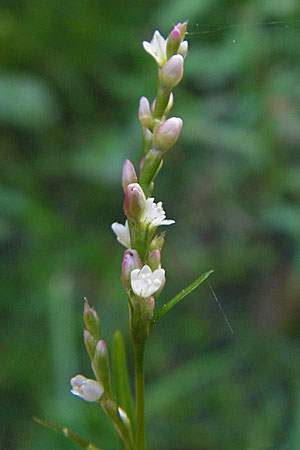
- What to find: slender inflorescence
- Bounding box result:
[70,22,188,450]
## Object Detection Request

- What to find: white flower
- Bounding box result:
[143,30,167,66]
[111,220,131,248]
[131,265,165,298]
[144,198,175,227]
[70,375,104,402]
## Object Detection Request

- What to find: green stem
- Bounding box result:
[133,343,146,450]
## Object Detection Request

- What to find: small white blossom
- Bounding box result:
[131,265,165,298]
[144,198,175,227]
[111,220,131,248]
[143,30,167,66]
[70,375,103,402]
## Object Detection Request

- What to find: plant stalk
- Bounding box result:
[133,342,146,450]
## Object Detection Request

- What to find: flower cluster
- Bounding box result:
[69,22,188,450]
[111,22,188,314]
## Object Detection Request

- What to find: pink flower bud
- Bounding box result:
[175,21,188,40]
[148,249,161,270]
[122,159,137,193]
[159,54,184,89]
[166,28,181,59]
[154,117,183,151]
[123,183,146,223]
[138,96,153,129]
[122,249,142,291]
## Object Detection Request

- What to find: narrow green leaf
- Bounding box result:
[33,416,102,450]
[112,330,135,436]
[151,270,214,326]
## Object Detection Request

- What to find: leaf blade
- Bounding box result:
[151,269,214,326]
[33,416,102,450]
[112,330,135,435]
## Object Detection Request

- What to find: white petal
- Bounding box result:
[178,40,188,58]
[111,221,131,248]
[140,265,152,276]
[152,30,166,63]
[153,268,165,285]
[143,41,156,59]
[82,380,104,402]
[157,219,175,226]
[70,375,103,402]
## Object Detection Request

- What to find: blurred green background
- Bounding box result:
[1,1,300,449]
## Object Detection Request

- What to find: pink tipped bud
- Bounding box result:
[154,117,183,151]
[166,28,181,59]
[138,96,153,129]
[122,159,138,193]
[83,298,100,340]
[175,21,188,40]
[160,54,184,90]
[122,249,142,291]
[123,183,146,223]
[148,250,161,270]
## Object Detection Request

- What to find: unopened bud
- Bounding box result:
[142,127,153,155]
[154,117,183,151]
[70,375,103,402]
[175,21,188,40]
[122,159,138,193]
[149,233,165,252]
[83,298,100,340]
[139,149,163,190]
[159,54,184,90]
[148,250,161,270]
[93,340,112,396]
[84,329,97,360]
[123,183,146,223]
[166,27,181,59]
[122,249,142,291]
[138,96,153,129]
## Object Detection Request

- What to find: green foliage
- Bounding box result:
[112,331,135,436]
[2,1,300,449]
[34,417,102,450]
[151,270,214,326]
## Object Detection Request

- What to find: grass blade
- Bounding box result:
[33,416,102,450]
[151,269,214,326]
[112,330,135,436]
